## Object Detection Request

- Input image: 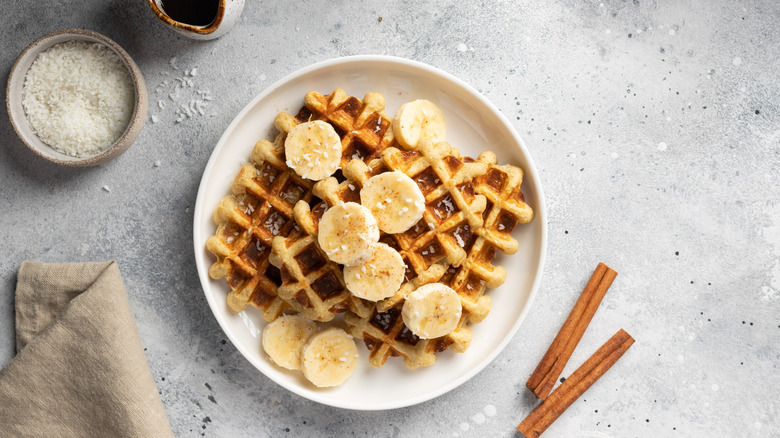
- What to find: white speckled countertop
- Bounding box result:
[1,1,778,436]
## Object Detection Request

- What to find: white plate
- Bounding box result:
[193,55,547,410]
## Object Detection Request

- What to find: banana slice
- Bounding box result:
[343,243,405,301]
[401,283,462,339]
[318,202,380,266]
[261,314,317,370]
[301,327,359,388]
[284,120,342,181]
[360,171,425,234]
[392,99,446,149]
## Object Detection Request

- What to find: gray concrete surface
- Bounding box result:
[1,0,778,436]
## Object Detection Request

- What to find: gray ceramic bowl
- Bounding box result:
[6,28,148,167]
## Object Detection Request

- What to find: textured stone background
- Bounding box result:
[1,0,778,436]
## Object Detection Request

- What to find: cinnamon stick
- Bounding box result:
[517,329,635,438]
[526,262,617,399]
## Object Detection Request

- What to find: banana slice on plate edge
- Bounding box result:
[261,314,317,370]
[301,327,359,388]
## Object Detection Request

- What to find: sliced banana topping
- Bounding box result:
[301,327,359,388]
[360,171,425,234]
[284,120,342,181]
[261,314,317,371]
[344,243,405,301]
[392,99,446,149]
[402,283,462,339]
[318,202,380,266]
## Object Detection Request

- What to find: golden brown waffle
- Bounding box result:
[265,166,382,323]
[435,162,534,323]
[342,141,534,368]
[207,89,400,321]
[374,144,533,319]
[277,88,397,167]
[268,208,374,322]
[206,135,314,321]
[258,88,402,322]
[366,140,493,311]
[344,302,473,369]
[289,139,501,368]
[300,138,494,308]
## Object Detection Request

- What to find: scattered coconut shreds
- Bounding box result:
[153,63,212,124]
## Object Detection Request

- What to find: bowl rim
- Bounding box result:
[5,28,147,167]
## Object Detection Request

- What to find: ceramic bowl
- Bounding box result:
[6,28,148,167]
[145,0,245,40]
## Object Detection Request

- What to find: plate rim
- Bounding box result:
[193,54,548,410]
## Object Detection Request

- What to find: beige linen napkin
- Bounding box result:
[0,261,174,438]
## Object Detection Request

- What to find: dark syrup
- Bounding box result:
[160,0,219,26]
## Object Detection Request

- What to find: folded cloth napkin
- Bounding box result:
[0,261,174,438]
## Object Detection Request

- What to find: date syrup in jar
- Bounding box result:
[160,0,219,26]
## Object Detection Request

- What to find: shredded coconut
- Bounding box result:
[264,212,284,235]
[155,65,211,123]
[454,230,465,247]
[22,41,135,157]
[440,197,455,212]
